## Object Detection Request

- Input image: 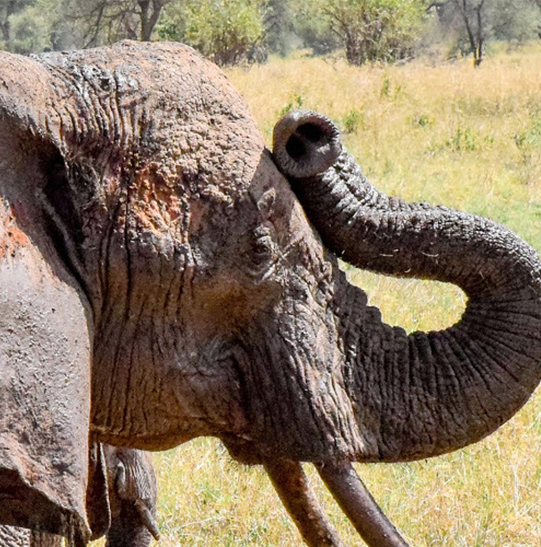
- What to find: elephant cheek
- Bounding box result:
[231,299,366,462]
[167,353,251,438]
[90,328,250,449]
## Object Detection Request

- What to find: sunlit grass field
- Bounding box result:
[98,44,541,546]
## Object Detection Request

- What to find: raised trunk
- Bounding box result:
[273,111,541,462]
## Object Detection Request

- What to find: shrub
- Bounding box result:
[159,0,265,66]
[301,0,426,65]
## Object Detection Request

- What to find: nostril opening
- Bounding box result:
[286,134,307,160]
[296,122,326,143]
[273,111,342,177]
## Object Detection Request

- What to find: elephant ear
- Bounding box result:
[0,52,92,544]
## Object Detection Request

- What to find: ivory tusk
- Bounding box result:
[264,459,346,547]
[134,499,160,541]
[316,461,410,547]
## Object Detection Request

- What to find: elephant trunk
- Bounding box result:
[273,111,541,462]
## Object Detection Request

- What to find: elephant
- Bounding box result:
[0,445,159,547]
[0,526,60,547]
[1,40,541,547]
[102,445,159,547]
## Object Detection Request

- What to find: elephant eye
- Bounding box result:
[248,226,276,273]
[253,234,274,263]
[252,236,273,263]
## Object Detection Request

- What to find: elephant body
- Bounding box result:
[1,41,541,547]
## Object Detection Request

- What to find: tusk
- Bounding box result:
[264,459,346,547]
[134,499,161,541]
[115,460,128,499]
[316,462,410,547]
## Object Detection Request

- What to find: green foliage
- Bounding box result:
[1,0,540,66]
[0,0,34,37]
[428,0,541,63]
[263,0,296,56]
[52,0,172,47]
[0,0,35,50]
[159,0,265,66]
[301,0,427,65]
[379,74,404,99]
[293,2,340,54]
[446,127,480,151]
[380,75,392,97]
[7,5,50,53]
[343,108,365,133]
[513,114,541,182]
[412,113,433,127]
[514,115,541,149]
[278,93,304,116]
[443,127,494,152]
[489,0,540,42]
[0,0,73,53]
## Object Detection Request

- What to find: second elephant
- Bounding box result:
[0,445,159,547]
[103,445,160,547]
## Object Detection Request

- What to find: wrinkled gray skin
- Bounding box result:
[0,445,158,547]
[0,527,60,547]
[1,41,541,547]
[103,445,159,547]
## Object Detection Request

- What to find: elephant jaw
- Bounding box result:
[89,319,251,449]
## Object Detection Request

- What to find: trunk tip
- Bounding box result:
[273,110,342,179]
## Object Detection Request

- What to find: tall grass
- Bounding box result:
[96,44,541,546]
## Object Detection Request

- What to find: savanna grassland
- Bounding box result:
[97,44,541,547]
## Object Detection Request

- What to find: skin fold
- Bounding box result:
[1,42,540,547]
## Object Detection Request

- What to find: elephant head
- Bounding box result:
[103,445,159,547]
[1,41,541,547]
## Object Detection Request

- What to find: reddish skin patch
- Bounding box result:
[0,204,30,260]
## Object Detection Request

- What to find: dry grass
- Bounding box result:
[94,44,541,546]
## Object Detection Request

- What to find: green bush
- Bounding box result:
[300,0,426,65]
[278,93,304,117]
[159,0,265,66]
[343,109,365,133]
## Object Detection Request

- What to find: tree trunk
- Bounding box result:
[454,0,485,67]
[138,0,164,41]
